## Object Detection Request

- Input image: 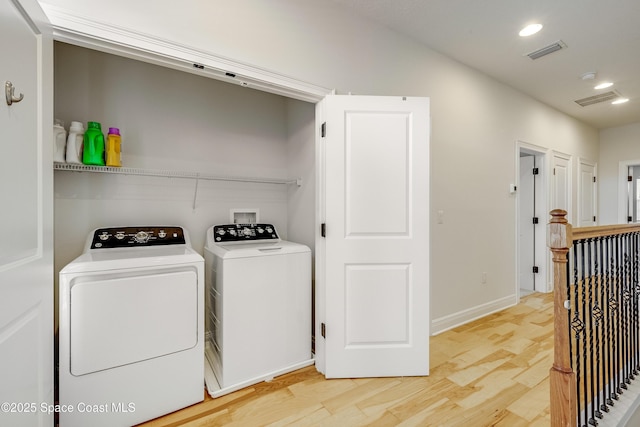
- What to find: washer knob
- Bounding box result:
[158,230,167,239]
[99,232,109,241]
[134,231,149,243]
[115,232,126,240]
[242,227,252,236]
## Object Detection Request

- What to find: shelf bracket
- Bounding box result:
[192,173,200,211]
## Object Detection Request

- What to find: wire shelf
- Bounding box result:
[53,162,301,186]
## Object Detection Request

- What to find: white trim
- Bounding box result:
[431,294,517,335]
[314,100,327,375]
[618,159,640,224]
[39,3,332,103]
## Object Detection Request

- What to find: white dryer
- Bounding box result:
[203,223,313,398]
[58,226,204,427]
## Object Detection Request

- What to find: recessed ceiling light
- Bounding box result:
[519,23,543,37]
[612,98,629,105]
[595,82,614,90]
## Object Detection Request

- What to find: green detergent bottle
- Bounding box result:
[82,121,105,166]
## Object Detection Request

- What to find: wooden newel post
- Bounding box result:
[548,209,577,427]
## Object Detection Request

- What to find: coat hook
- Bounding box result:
[5,81,24,106]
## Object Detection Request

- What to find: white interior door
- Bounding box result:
[551,152,571,216]
[578,159,597,227]
[0,1,53,426]
[317,95,429,378]
[627,166,640,223]
[518,156,535,292]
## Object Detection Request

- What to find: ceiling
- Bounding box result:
[329,0,640,130]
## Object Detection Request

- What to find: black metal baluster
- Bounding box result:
[573,242,585,427]
[586,239,597,425]
[634,233,640,376]
[603,237,614,410]
[617,234,626,394]
[623,236,631,389]
[593,237,605,418]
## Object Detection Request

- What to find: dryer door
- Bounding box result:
[69,268,198,376]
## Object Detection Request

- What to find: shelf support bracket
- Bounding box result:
[192,173,200,211]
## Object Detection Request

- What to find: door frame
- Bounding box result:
[515,141,550,296]
[618,159,640,224]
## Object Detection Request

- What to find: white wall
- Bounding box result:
[285,99,316,251]
[43,0,600,332]
[599,123,640,225]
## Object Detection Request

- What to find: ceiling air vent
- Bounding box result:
[526,40,567,60]
[574,91,621,107]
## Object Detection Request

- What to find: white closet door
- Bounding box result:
[319,95,430,378]
[0,1,53,426]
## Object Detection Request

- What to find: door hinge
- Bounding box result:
[533,266,539,274]
[553,168,556,175]
[321,122,326,138]
[321,322,326,338]
[593,216,596,222]
[532,217,539,224]
[532,167,539,175]
[629,216,633,223]
[321,223,326,237]
[629,176,633,182]
[593,176,597,183]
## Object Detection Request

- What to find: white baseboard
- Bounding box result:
[431,294,517,335]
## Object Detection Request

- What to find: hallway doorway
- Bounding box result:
[517,143,548,297]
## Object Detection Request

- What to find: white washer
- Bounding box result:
[58,226,204,427]
[203,223,313,398]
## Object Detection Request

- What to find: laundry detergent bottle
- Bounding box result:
[65,121,84,164]
[105,127,122,167]
[53,119,67,163]
[82,121,105,166]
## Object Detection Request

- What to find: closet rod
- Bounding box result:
[53,163,301,186]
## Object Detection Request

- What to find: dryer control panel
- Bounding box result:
[213,223,279,243]
[90,226,186,249]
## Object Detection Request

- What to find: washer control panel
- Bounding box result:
[213,223,279,243]
[90,226,186,249]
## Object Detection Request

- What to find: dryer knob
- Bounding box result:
[134,231,149,243]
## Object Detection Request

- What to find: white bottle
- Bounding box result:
[53,119,67,163]
[65,121,85,164]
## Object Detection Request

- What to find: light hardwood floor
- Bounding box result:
[138,292,553,427]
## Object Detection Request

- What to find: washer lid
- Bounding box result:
[206,239,310,259]
[60,246,203,274]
